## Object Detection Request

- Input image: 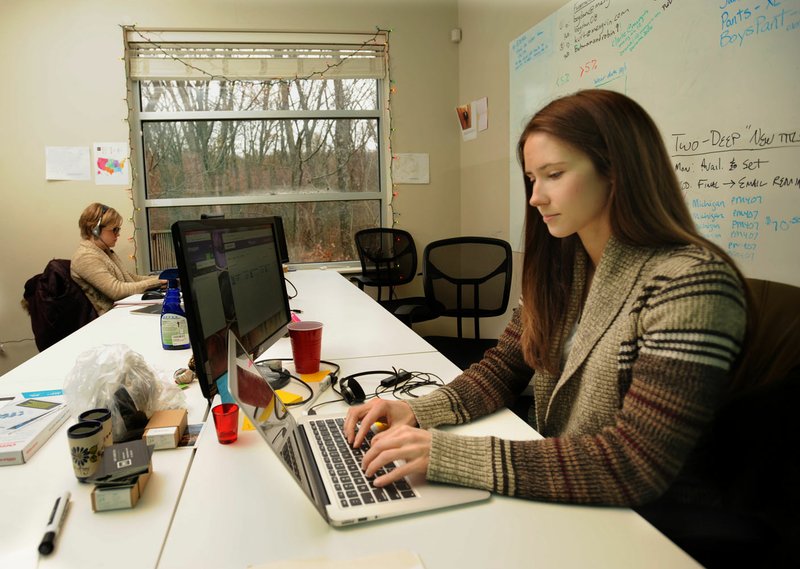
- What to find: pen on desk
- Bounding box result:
[38,491,70,556]
[303,375,332,413]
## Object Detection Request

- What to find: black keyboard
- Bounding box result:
[310,417,417,508]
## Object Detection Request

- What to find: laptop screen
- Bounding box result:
[227,330,330,518]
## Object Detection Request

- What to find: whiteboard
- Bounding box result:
[509,0,800,286]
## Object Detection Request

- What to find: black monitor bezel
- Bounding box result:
[171,217,291,402]
[272,215,290,264]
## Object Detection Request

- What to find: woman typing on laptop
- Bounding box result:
[71,203,166,315]
[344,90,750,509]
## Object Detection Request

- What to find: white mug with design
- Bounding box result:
[67,420,105,481]
[78,408,113,447]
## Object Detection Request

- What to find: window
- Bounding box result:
[124,29,389,271]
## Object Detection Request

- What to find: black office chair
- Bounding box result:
[351,228,438,326]
[636,278,800,568]
[420,237,512,370]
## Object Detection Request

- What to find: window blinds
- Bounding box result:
[124,29,387,81]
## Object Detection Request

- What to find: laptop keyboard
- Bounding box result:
[311,417,417,508]
[281,442,302,481]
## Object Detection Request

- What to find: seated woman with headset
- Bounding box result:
[71,203,166,315]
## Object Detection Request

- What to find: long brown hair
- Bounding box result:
[516,89,750,374]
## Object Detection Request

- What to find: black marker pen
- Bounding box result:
[38,491,70,555]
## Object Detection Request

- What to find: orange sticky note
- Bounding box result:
[301,369,331,383]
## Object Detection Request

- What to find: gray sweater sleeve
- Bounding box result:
[407,308,533,429]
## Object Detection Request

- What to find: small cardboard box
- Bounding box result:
[143,409,187,450]
[0,392,70,466]
[91,468,152,512]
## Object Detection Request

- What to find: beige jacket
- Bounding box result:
[70,240,162,314]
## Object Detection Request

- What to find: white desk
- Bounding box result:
[0,305,209,569]
[159,351,700,569]
[1,270,699,568]
[263,270,437,361]
[0,269,430,569]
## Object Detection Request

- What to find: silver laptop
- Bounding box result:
[226,329,490,527]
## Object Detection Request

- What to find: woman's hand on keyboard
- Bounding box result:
[343,398,417,450]
[360,425,432,487]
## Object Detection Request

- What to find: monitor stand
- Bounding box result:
[254,360,291,390]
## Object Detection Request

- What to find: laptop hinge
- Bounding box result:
[296,424,332,516]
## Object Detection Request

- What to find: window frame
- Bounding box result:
[125,29,391,272]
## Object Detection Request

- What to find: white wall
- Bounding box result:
[413,0,567,340]
[0,0,462,375]
[0,0,569,374]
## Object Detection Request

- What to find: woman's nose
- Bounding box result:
[529,181,546,207]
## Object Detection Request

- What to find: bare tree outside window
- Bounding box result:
[127,33,388,271]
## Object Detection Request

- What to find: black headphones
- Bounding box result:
[339,374,367,405]
[92,204,109,238]
[336,371,402,405]
[306,368,441,415]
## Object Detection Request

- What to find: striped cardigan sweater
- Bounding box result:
[407,237,746,506]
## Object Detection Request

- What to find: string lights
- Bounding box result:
[120,25,396,267]
[381,28,400,227]
[122,39,141,265]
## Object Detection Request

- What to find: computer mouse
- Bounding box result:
[142,290,165,300]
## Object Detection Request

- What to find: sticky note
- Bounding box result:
[276,390,303,405]
[300,369,331,383]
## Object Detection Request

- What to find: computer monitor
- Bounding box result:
[171,217,292,402]
[199,213,288,262]
[271,215,290,264]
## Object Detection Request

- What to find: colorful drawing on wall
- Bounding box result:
[93,142,130,186]
[456,102,477,141]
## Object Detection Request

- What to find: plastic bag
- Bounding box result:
[64,344,186,442]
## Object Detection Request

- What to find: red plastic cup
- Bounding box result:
[211,403,239,444]
[287,321,323,374]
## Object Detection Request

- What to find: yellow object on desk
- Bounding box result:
[241,390,303,431]
[241,368,333,431]
[300,369,331,383]
[276,390,303,405]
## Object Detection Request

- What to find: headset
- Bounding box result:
[305,368,443,415]
[339,374,368,405]
[336,370,408,405]
[92,204,109,238]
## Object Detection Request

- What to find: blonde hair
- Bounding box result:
[78,203,122,240]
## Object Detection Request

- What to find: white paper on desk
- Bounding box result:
[45,146,91,180]
[248,550,425,569]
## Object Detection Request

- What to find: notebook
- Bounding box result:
[226,329,490,527]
